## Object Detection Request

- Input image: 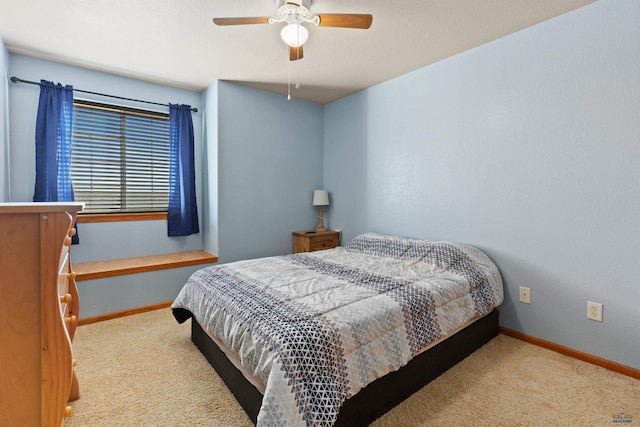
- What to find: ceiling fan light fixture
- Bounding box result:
[280,23,309,47]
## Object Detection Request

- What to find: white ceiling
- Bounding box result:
[0,0,596,105]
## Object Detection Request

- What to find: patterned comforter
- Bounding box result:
[172,233,504,427]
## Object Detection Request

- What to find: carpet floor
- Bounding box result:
[65,308,639,426]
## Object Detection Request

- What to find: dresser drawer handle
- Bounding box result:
[60,294,72,304]
[65,315,77,326]
[64,236,72,246]
[64,406,73,417]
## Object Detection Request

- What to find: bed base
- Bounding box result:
[191,309,499,426]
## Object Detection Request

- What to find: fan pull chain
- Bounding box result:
[295,24,301,90]
[287,47,301,100]
[296,58,300,90]
[287,47,291,100]
[287,25,303,101]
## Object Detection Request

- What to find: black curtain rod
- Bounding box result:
[10,76,198,113]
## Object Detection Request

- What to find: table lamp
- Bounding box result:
[312,190,329,232]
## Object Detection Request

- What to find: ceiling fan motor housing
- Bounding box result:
[276,0,314,26]
[281,0,310,8]
[279,0,311,17]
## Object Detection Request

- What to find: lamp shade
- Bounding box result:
[312,190,329,206]
[281,23,309,47]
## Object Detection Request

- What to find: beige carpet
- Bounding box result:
[66,309,639,426]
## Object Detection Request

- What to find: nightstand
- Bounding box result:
[292,230,340,253]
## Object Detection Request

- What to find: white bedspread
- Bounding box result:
[172,233,504,427]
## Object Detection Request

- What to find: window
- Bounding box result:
[71,100,170,213]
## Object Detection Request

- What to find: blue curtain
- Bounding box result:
[33,80,79,244]
[168,104,199,236]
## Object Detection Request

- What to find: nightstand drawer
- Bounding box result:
[311,236,336,251]
[292,230,341,253]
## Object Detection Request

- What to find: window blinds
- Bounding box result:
[71,100,171,213]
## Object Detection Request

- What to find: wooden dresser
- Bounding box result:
[292,230,341,253]
[0,202,83,427]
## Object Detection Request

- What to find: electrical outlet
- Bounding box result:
[587,301,603,322]
[519,286,531,304]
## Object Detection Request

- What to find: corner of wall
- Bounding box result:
[0,39,10,202]
[201,81,219,256]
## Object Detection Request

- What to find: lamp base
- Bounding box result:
[315,206,327,232]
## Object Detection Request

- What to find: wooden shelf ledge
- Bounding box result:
[74,250,217,281]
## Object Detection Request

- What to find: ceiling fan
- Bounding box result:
[213,0,373,61]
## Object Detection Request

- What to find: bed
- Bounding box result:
[172,232,504,426]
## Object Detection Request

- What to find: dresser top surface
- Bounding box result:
[0,202,84,214]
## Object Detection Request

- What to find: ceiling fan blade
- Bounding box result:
[290,46,304,61]
[212,17,270,26]
[317,14,373,29]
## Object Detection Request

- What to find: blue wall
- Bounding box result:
[215,81,324,263]
[201,81,219,257]
[7,55,204,318]
[324,0,640,369]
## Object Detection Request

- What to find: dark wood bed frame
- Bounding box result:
[190,309,499,426]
